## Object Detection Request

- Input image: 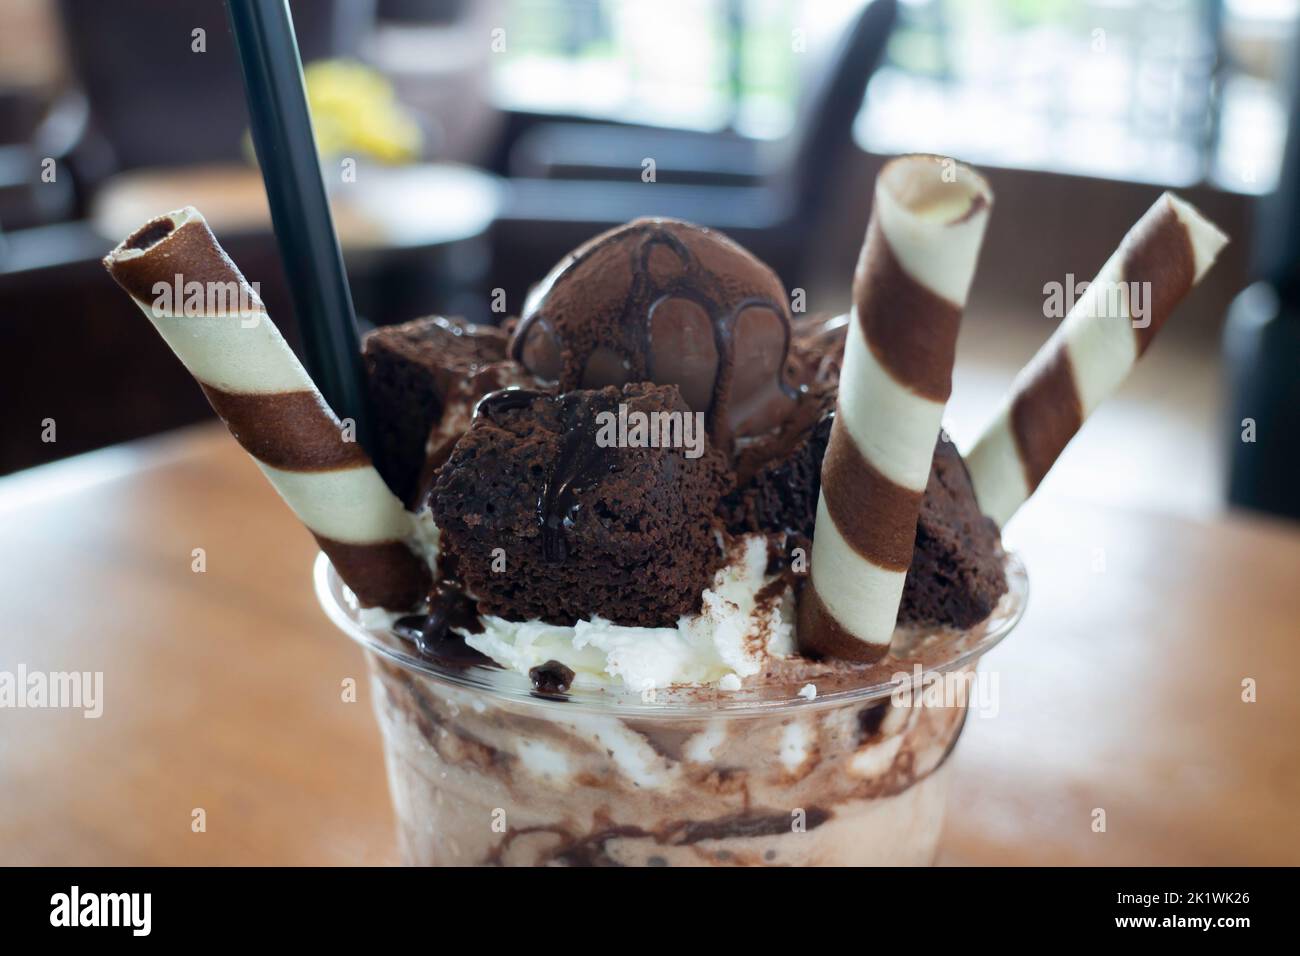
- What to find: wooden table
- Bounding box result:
[2,425,1297,865]
[91,163,502,254]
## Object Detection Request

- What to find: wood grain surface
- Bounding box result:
[1,425,1297,865]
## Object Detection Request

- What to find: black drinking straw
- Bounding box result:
[224,0,373,451]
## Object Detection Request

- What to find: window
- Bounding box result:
[858,0,1295,193]
[490,0,1295,191]
[492,0,807,137]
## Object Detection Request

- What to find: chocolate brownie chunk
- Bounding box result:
[897,437,1007,628]
[431,383,730,627]
[725,419,1007,628]
[720,402,832,540]
[363,316,527,506]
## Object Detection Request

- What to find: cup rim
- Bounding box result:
[314,550,1027,718]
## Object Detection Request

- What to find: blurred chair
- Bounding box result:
[1223,33,1300,521]
[56,0,374,174]
[0,1,380,475]
[0,97,81,234]
[491,0,897,298]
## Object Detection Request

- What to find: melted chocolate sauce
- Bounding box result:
[541,394,619,563]
[475,386,547,420]
[393,582,490,668]
[475,387,619,564]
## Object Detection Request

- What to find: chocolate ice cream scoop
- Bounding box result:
[510,218,799,445]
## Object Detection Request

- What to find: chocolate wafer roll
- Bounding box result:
[799,156,993,662]
[104,207,430,609]
[965,193,1228,527]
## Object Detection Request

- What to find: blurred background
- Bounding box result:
[1,0,1297,523]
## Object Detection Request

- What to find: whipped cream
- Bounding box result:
[460,534,795,691]
[407,505,441,566]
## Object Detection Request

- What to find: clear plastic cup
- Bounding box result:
[315,553,1026,866]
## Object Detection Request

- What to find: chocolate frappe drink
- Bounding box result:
[319,545,1026,866]
[106,155,1226,866]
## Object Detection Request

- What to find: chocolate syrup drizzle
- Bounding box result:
[487,807,832,866]
[393,583,489,668]
[476,387,619,564]
[393,543,491,669]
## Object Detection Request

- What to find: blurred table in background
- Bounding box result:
[91,161,503,326]
[1,425,1297,865]
[91,162,501,256]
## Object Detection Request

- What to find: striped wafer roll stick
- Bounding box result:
[103,207,430,609]
[799,156,993,662]
[965,193,1228,527]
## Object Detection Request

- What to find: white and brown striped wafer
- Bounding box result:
[104,206,430,609]
[799,156,993,662]
[965,193,1228,527]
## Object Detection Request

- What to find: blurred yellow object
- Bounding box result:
[300,59,422,164]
